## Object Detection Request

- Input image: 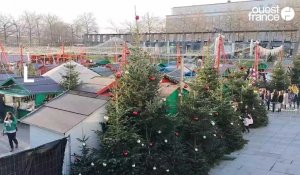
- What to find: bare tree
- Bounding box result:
[74,12,98,35]
[140,13,165,33]
[0,14,15,44]
[43,14,60,45]
[35,14,43,45]
[22,11,38,46]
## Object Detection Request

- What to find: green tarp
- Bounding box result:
[95,60,110,66]
[35,94,47,107]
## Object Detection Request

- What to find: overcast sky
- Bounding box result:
[0,0,249,32]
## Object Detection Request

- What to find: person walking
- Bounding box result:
[282,90,289,110]
[288,91,294,109]
[243,111,253,133]
[266,90,271,111]
[3,112,18,152]
[271,90,278,112]
[278,91,283,112]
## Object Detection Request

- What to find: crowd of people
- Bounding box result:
[260,88,300,112]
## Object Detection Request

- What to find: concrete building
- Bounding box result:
[85,0,300,55]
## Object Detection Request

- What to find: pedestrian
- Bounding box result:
[278,91,283,112]
[288,91,294,109]
[266,90,271,111]
[282,90,289,110]
[243,111,253,133]
[271,90,278,112]
[293,93,298,109]
[3,112,18,152]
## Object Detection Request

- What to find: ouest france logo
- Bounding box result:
[248,5,295,22]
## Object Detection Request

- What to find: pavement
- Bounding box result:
[0,123,30,157]
[210,110,300,175]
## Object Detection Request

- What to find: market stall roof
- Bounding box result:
[21,92,108,134]
[76,77,115,94]
[91,66,114,77]
[0,76,64,97]
[43,61,100,84]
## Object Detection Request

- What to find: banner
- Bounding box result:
[0,137,67,175]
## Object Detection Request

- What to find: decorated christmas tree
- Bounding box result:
[71,136,95,175]
[226,71,268,127]
[60,62,80,90]
[290,55,300,85]
[270,62,290,91]
[96,49,188,175]
[178,56,245,171]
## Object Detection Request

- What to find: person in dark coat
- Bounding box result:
[278,91,283,112]
[271,90,278,112]
[266,90,271,111]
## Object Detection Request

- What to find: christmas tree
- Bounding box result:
[270,62,290,91]
[290,55,300,85]
[71,136,95,175]
[178,56,245,171]
[226,71,268,127]
[60,62,80,90]
[96,49,188,175]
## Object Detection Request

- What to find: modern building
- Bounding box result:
[85,0,300,56]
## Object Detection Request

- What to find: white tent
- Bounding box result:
[42,61,100,84]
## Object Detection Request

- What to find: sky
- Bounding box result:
[0,0,249,33]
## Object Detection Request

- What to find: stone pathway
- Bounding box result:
[210,111,300,175]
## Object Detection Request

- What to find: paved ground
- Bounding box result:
[210,111,300,175]
[0,123,30,157]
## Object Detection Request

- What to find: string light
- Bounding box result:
[213,134,217,137]
[153,166,157,170]
[157,130,162,134]
[195,148,198,152]
[166,169,170,172]
[203,136,206,139]
[82,143,86,146]
[91,162,94,166]
[137,139,141,143]
[211,121,215,126]
[230,122,234,125]
[132,164,135,168]
[164,139,168,143]
[102,162,107,167]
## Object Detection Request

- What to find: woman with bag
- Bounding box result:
[3,112,18,152]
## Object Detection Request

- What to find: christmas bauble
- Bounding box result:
[205,85,210,91]
[135,15,139,20]
[149,76,156,81]
[175,132,180,137]
[116,72,122,78]
[123,150,129,157]
[149,142,154,147]
[133,111,139,116]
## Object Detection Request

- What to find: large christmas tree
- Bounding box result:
[178,56,245,171]
[96,49,188,175]
[225,71,268,127]
[290,55,300,85]
[270,62,290,91]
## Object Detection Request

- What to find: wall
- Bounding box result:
[30,125,63,148]
[64,105,107,174]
